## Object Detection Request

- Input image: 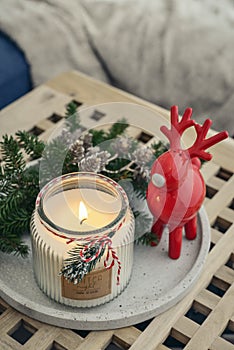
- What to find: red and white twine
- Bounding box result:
[39,217,124,285]
[80,235,122,285]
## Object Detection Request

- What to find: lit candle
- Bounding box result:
[43,186,121,232]
[79,201,88,225]
[31,172,135,307]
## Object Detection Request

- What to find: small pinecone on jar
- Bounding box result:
[70,140,85,162]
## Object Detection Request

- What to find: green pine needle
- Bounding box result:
[65,101,79,118]
[1,135,25,174]
[91,129,106,147]
[65,101,81,132]
[0,235,29,257]
[16,130,45,159]
[136,231,159,246]
[91,118,128,147]
[106,118,129,139]
[151,141,168,158]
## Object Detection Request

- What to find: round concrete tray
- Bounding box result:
[0,207,210,330]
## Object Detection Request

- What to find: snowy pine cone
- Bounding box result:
[78,150,111,172]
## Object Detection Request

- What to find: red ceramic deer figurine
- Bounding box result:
[146,106,228,259]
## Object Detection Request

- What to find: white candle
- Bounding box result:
[44,188,121,232]
[31,172,135,307]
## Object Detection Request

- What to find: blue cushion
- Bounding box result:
[0,31,32,109]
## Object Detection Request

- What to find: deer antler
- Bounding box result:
[188,119,228,161]
[161,105,195,149]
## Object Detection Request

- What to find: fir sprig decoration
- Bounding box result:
[60,242,106,284]
[91,118,128,146]
[1,134,26,174]
[16,131,45,160]
[136,231,159,246]
[65,101,81,132]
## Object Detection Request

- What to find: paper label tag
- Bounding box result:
[61,268,112,300]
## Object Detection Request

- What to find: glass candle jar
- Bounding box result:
[30,172,135,307]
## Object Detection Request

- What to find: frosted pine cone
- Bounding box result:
[132,146,153,165]
[111,136,132,155]
[79,155,102,172]
[70,140,85,162]
[98,150,111,167]
[81,133,93,151]
[78,150,111,172]
[87,146,101,155]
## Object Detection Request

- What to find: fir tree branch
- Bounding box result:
[91,130,106,147]
[16,131,45,160]
[91,119,128,146]
[0,135,25,175]
[65,101,81,132]
[151,140,168,158]
[0,235,28,257]
[60,242,106,284]
[106,118,128,139]
[136,231,159,246]
[65,101,79,118]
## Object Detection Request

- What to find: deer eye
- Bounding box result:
[152,173,166,188]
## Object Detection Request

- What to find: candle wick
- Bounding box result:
[80,218,87,225]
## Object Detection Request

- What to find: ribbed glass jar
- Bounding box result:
[30,172,135,307]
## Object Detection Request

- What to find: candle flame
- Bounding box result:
[79,201,88,225]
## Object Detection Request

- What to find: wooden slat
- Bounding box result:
[173,316,199,342]
[206,176,226,192]
[0,86,71,138]
[156,345,171,350]
[0,336,22,350]
[210,337,234,350]
[50,329,83,350]
[219,207,234,226]
[215,265,234,285]
[22,327,60,350]
[201,162,220,182]
[0,297,9,310]
[46,71,170,118]
[114,327,141,348]
[0,309,26,334]
[36,118,54,132]
[205,176,234,223]
[194,289,220,314]
[184,282,234,349]
[76,331,114,350]
[211,227,223,245]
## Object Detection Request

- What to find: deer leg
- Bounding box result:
[169,227,183,259]
[185,216,197,240]
[151,219,164,246]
